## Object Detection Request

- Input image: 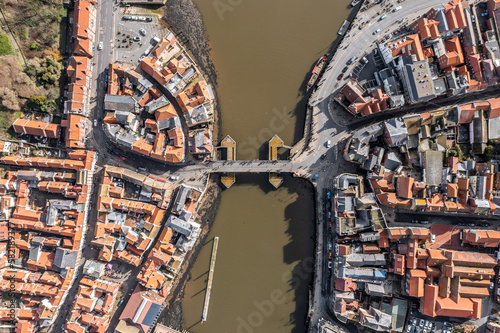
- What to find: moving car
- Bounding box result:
[393,6,402,11]
[373,29,380,35]
[337,73,343,80]
[133,36,140,42]
[342,66,349,73]
[98,41,103,50]
[346,56,357,65]
[119,156,127,161]
[379,14,387,20]
[325,140,331,148]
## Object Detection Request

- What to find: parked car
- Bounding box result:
[93,119,97,127]
[325,140,331,148]
[346,56,357,65]
[328,261,332,269]
[419,220,429,224]
[467,223,476,227]
[98,41,103,50]
[123,15,131,20]
[145,17,153,22]
[170,176,179,181]
[139,28,146,36]
[119,156,127,161]
[321,153,327,159]
[337,73,344,80]
[393,6,402,11]
[342,66,349,73]
[419,319,424,328]
[361,57,368,64]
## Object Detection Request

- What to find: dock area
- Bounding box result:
[202,236,219,323]
[269,172,284,189]
[220,136,236,188]
[268,135,286,188]
[268,134,284,160]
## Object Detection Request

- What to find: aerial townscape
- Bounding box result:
[2,0,500,332]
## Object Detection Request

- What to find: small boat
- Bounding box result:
[306,55,328,91]
[350,0,361,7]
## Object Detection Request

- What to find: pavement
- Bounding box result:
[114,14,168,64]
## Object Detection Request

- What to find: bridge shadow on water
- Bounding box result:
[282,176,316,332]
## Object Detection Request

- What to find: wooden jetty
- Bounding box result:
[201,237,219,323]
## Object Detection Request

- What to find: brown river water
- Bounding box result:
[181,1,351,332]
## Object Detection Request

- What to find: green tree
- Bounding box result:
[28,41,40,51]
[484,145,495,161]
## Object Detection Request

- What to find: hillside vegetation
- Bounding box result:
[0,0,65,113]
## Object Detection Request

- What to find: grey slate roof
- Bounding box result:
[104,95,136,112]
[145,95,170,114]
[54,248,78,269]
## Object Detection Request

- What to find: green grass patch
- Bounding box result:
[0,33,13,56]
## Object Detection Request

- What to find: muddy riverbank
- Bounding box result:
[158,176,222,329]
[162,0,221,142]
